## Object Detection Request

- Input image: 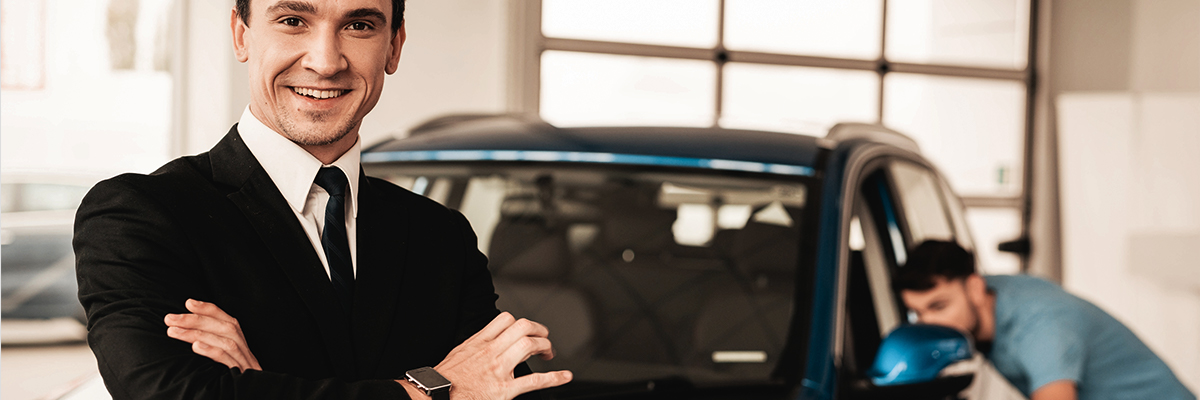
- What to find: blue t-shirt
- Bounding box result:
[986,275,1195,400]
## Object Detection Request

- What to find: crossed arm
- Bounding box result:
[165,299,571,400]
[78,176,570,400]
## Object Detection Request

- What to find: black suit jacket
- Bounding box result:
[75,126,502,399]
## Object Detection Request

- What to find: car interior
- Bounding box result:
[381,165,813,387]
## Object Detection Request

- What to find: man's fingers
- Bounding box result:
[191,341,241,370]
[168,327,254,370]
[164,313,241,338]
[470,312,517,342]
[246,353,262,371]
[164,301,261,372]
[499,336,555,366]
[493,318,550,350]
[508,370,573,398]
[185,298,237,323]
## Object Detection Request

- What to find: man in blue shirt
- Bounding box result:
[897,240,1195,400]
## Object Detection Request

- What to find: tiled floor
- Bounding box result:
[1,342,98,400]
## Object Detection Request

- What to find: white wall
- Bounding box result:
[1052,0,1200,391]
[181,0,240,156]
[1058,92,1200,392]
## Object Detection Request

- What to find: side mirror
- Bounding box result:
[869,324,973,385]
[845,325,976,400]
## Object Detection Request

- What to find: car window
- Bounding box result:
[889,161,955,247]
[938,175,977,253]
[373,163,814,387]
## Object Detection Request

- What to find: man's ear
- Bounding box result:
[964,274,987,304]
[231,8,249,63]
[385,22,406,74]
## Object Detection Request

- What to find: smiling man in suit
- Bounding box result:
[73,0,571,399]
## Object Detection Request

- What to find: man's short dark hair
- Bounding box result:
[895,240,976,291]
[235,0,406,32]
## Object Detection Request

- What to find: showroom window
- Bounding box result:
[0,0,182,175]
[517,0,1034,274]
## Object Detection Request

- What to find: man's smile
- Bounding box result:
[290,86,351,100]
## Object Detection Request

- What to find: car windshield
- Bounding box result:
[369,162,814,392]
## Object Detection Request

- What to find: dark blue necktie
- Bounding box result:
[314,167,354,309]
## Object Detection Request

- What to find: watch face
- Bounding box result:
[407,367,452,390]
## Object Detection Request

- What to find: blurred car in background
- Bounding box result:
[2,172,98,344]
[360,115,1010,399]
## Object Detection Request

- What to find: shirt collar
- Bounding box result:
[237,106,360,218]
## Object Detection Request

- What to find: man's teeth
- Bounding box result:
[293,87,346,99]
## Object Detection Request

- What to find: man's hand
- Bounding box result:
[400,312,572,400]
[164,298,261,372]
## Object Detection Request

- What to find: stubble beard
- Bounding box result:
[275,106,358,147]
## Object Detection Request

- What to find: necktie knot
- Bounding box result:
[315,167,348,197]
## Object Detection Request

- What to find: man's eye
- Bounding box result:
[348,22,373,31]
[929,302,945,311]
[282,17,302,27]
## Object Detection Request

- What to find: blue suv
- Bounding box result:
[361,115,986,400]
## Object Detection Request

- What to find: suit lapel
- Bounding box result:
[352,173,408,375]
[209,127,358,378]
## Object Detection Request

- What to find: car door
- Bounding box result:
[834,154,984,399]
[839,156,1027,400]
[885,158,1028,400]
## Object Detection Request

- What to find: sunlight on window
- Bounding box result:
[725,0,883,60]
[1,0,176,175]
[721,63,879,135]
[883,73,1025,196]
[717,204,753,230]
[965,207,1021,274]
[674,204,716,246]
[542,0,719,48]
[886,0,1030,69]
[541,51,716,127]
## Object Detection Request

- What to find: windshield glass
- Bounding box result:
[369,162,813,388]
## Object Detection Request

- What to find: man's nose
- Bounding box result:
[302,31,348,77]
[920,314,952,327]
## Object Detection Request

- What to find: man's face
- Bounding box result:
[232,0,404,146]
[901,276,981,338]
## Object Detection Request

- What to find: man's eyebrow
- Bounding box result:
[345,8,387,23]
[266,1,317,16]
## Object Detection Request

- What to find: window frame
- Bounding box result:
[512,0,1039,270]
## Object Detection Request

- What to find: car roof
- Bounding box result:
[363,115,918,177]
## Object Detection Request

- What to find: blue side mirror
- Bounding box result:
[868,324,974,386]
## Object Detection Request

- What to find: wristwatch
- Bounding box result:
[405,367,452,400]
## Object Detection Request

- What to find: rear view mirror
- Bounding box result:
[844,325,976,400]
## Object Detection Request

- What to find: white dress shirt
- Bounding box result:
[237,106,359,279]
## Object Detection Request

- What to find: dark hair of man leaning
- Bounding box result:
[73,1,572,399]
[897,240,1194,400]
